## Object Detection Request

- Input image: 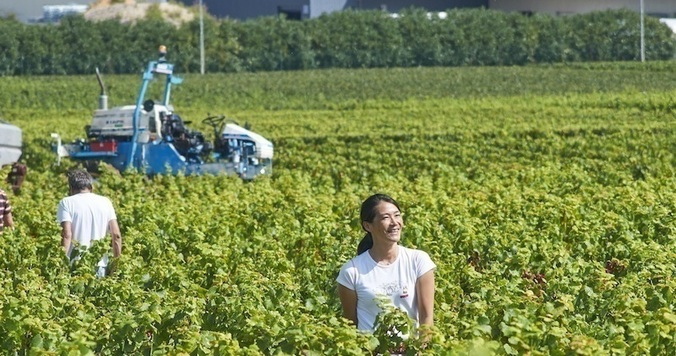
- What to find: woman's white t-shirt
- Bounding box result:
[336,245,436,332]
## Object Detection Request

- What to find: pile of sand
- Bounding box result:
[85,0,195,26]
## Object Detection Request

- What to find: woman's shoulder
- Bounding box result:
[339,255,357,270]
[400,245,430,257]
[400,246,434,263]
[340,252,371,270]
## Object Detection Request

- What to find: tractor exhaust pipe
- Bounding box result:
[95,67,108,110]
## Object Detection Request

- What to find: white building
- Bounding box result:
[42,4,88,23]
[660,18,676,33]
[0,0,89,22]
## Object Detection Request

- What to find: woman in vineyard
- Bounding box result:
[336,194,436,333]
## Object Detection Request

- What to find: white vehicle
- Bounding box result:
[0,120,22,167]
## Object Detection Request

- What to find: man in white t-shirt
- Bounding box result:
[57,169,122,277]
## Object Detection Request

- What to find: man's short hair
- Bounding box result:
[68,169,93,191]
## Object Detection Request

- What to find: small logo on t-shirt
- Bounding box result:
[379,282,400,296]
[400,286,409,298]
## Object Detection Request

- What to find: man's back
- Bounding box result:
[58,169,122,278]
[57,192,116,252]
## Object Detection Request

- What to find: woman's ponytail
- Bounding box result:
[357,233,373,255]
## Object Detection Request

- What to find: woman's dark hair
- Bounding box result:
[357,193,401,255]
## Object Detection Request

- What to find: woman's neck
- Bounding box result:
[369,243,399,265]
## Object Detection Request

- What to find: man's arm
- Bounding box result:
[1,192,13,229]
[61,221,72,254]
[338,284,358,327]
[109,219,122,258]
[416,270,435,327]
[3,211,13,229]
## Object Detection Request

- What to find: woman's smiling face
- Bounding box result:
[363,201,403,244]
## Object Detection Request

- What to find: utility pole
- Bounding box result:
[200,0,205,74]
[640,0,645,62]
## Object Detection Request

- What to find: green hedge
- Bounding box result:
[0,8,673,75]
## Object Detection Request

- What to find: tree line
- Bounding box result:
[0,7,674,76]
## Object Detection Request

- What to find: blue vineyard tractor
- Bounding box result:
[52,46,273,179]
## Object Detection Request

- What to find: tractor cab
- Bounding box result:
[154,106,211,163]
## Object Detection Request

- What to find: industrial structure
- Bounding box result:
[2,0,675,23]
[180,0,676,21]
